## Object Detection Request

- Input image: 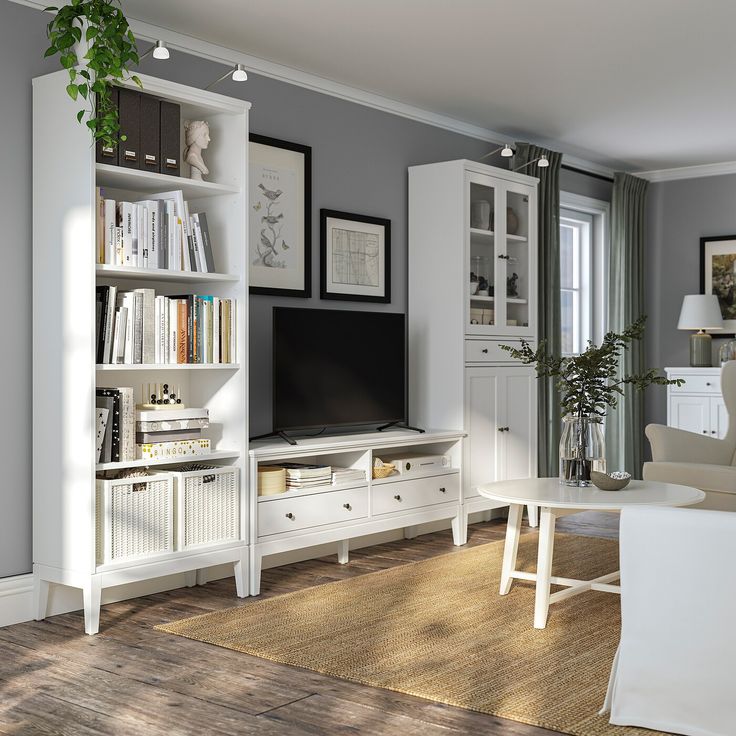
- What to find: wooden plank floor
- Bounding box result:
[0,512,619,736]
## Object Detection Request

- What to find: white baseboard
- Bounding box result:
[0,511,502,630]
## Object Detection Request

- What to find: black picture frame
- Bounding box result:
[320,209,391,303]
[249,133,312,298]
[700,234,736,337]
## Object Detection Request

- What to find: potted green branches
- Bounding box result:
[44,0,141,149]
[502,316,680,486]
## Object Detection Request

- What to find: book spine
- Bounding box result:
[120,386,135,461]
[197,212,216,273]
[213,296,220,364]
[120,202,134,266]
[169,298,178,365]
[134,292,143,364]
[137,204,146,268]
[177,300,187,364]
[96,187,105,263]
[104,199,116,265]
[103,285,117,364]
[96,286,108,364]
[115,306,127,363]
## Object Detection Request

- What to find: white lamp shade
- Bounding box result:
[152,41,169,60]
[232,64,248,82]
[677,294,724,330]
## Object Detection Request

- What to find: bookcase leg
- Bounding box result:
[452,506,468,546]
[481,510,493,523]
[83,576,102,636]
[234,550,249,598]
[527,504,539,528]
[184,570,197,587]
[33,574,49,621]
[195,569,208,586]
[337,539,349,565]
[403,526,418,540]
[248,547,262,596]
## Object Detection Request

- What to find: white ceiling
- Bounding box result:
[120,0,736,172]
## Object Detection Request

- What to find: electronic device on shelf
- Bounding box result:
[379,453,451,475]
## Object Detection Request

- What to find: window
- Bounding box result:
[559,194,609,355]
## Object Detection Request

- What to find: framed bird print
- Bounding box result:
[248,134,312,297]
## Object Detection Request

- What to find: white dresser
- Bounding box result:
[666,367,728,439]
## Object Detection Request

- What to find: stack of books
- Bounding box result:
[278,463,331,490]
[96,386,135,463]
[257,466,287,496]
[331,467,366,485]
[136,406,211,460]
[96,286,236,364]
[96,188,217,273]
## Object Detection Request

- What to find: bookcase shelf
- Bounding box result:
[33,70,251,635]
[96,265,240,283]
[96,163,239,198]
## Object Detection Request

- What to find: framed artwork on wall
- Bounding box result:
[249,134,312,297]
[320,209,391,303]
[701,235,736,335]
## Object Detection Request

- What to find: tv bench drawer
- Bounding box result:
[258,487,369,537]
[372,473,459,515]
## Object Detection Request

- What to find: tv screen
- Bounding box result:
[272,307,406,432]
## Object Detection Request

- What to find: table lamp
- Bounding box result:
[677,294,724,367]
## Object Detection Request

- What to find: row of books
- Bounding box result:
[96,188,217,273]
[96,286,237,365]
[96,387,135,463]
[280,463,366,490]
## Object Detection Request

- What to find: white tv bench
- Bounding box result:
[248,429,495,595]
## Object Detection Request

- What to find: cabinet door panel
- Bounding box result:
[711,397,729,439]
[465,367,501,496]
[502,370,537,480]
[668,395,709,436]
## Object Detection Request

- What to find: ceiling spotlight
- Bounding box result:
[514,155,550,172]
[480,143,515,161]
[537,155,549,168]
[139,40,169,61]
[206,63,248,90]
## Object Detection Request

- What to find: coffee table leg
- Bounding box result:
[500,503,523,595]
[534,506,556,629]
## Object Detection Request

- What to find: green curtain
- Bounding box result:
[606,172,648,477]
[514,143,563,477]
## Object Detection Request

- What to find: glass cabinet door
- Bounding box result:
[467,175,497,331]
[501,184,533,332]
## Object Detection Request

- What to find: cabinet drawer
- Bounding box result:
[372,473,459,515]
[465,339,530,363]
[258,487,368,537]
[669,374,720,394]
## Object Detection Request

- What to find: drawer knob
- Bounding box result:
[498,426,510,432]
[285,512,295,520]
[712,430,717,434]
[439,487,446,493]
[343,503,352,510]
[706,382,712,386]
[481,348,488,354]
[702,431,707,434]
[394,494,402,501]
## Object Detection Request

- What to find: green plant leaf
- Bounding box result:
[77,109,85,122]
[66,83,78,100]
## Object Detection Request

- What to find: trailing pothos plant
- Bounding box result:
[501,316,682,419]
[44,0,142,149]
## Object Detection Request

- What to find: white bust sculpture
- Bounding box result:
[184,120,210,180]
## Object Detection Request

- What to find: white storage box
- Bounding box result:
[95,472,174,565]
[170,464,240,549]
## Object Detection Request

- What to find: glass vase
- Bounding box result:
[559,415,606,487]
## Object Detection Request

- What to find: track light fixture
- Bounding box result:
[514,155,549,172]
[480,143,515,161]
[205,63,248,90]
[139,40,169,61]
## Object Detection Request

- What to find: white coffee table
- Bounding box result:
[478,478,705,629]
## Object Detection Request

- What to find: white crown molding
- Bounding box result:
[637,160,736,182]
[10,0,614,181]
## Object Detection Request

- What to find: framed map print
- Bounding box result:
[249,134,311,297]
[701,235,736,335]
[320,210,391,303]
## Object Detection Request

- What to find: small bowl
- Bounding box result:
[590,471,631,491]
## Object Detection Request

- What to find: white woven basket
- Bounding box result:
[169,465,240,550]
[95,473,174,565]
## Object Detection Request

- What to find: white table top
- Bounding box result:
[477,478,705,511]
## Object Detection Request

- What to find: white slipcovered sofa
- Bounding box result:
[643,361,736,511]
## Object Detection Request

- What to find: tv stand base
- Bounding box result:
[249,430,298,446]
[377,421,425,434]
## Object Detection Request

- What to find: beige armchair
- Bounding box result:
[643,361,736,510]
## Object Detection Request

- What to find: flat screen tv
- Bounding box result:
[272,307,406,432]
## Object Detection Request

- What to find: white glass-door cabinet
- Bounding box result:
[408,160,539,540]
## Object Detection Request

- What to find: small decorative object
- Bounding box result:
[507,272,519,297]
[372,457,397,479]
[471,200,492,230]
[507,207,519,235]
[719,338,736,365]
[43,0,142,149]
[250,134,312,297]
[677,294,724,367]
[138,383,185,409]
[502,316,682,486]
[701,235,736,336]
[321,209,391,303]
[469,276,479,295]
[183,120,210,180]
[591,470,631,491]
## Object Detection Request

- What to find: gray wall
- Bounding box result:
[644,174,736,428]
[0,0,609,577]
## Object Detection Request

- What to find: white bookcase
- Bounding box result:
[408,160,539,533]
[32,70,250,634]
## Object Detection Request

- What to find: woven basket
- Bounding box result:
[372,463,397,479]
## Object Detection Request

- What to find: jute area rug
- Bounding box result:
[157,534,670,736]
